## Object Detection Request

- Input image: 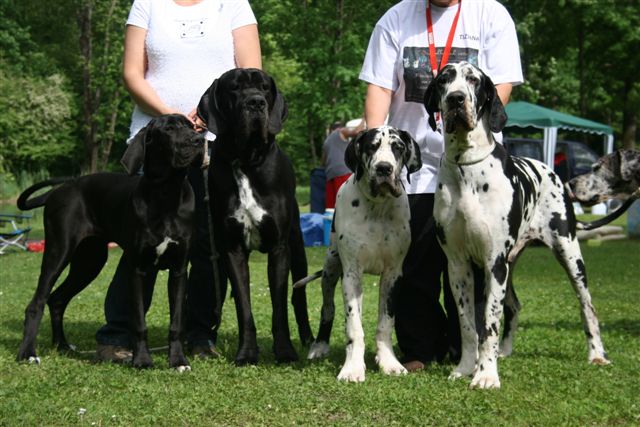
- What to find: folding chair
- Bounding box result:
[0,213,32,254]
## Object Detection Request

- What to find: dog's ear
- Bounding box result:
[268,76,288,135]
[121,124,149,175]
[344,131,365,180]
[617,149,639,182]
[397,129,422,183]
[481,77,508,133]
[423,77,441,132]
[197,79,226,135]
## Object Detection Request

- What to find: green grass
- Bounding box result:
[1,227,639,425]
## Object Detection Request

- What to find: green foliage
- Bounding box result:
[1,0,637,182]
[1,238,639,424]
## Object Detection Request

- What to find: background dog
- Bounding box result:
[16,114,204,371]
[569,149,640,205]
[196,68,312,365]
[425,62,609,389]
[567,149,640,230]
[299,126,421,382]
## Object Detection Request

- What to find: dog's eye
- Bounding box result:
[592,164,601,172]
[393,142,405,152]
[466,75,479,85]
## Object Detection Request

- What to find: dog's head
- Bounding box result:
[197,68,287,143]
[568,149,640,205]
[423,62,507,135]
[121,114,205,179]
[344,126,421,198]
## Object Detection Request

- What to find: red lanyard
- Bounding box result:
[426,0,462,77]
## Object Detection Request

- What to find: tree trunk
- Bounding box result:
[77,1,97,173]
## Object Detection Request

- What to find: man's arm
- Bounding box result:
[496,83,513,105]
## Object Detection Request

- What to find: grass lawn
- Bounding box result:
[1,217,639,425]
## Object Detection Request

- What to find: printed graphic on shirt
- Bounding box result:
[403,46,478,103]
[177,19,207,38]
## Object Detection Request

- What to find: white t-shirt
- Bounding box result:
[360,0,524,194]
[126,0,257,140]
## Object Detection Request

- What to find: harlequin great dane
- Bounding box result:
[425,62,609,389]
[295,126,421,382]
[16,114,204,371]
[196,68,312,365]
[568,149,640,230]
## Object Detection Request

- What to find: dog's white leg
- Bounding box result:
[447,260,478,380]
[337,269,366,382]
[470,262,507,390]
[375,271,407,376]
[553,238,610,365]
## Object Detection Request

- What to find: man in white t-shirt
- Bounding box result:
[360,0,523,371]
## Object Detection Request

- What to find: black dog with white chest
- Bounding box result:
[16,114,204,371]
[197,68,312,365]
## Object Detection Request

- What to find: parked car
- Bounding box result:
[503,138,600,182]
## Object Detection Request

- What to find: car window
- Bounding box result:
[508,142,543,160]
[572,144,599,169]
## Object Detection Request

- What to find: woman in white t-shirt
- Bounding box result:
[96,0,261,363]
[360,0,523,372]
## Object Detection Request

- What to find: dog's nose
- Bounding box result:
[246,96,267,111]
[446,91,466,108]
[375,162,393,177]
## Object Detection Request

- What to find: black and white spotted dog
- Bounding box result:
[568,149,640,230]
[296,126,421,382]
[425,62,609,389]
[569,149,640,206]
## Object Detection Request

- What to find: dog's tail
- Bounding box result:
[292,270,323,289]
[17,178,70,211]
[577,194,639,231]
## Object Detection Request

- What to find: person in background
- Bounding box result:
[359,0,523,371]
[95,0,261,362]
[322,120,363,209]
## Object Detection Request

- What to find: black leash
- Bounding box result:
[578,192,639,231]
[199,129,224,328]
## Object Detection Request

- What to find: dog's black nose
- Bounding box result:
[446,91,466,108]
[246,96,267,111]
[375,162,393,177]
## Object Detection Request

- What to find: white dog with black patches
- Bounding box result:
[296,126,421,382]
[424,62,609,389]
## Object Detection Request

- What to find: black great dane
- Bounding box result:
[425,62,609,389]
[16,114,204,371]
[197,68,312,365]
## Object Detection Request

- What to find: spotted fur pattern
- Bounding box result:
[568,149,640,206]
[425,62,609,389]
[306,126,421,382]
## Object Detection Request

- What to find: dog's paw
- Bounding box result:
[589,356,611,366]
[379,362,407,376]
[307,341,330,360]
[28,356,41,365]
[175,365,191,373]
[274,342,299,364]
[337,362,366,383]
[470,372,501,389]
[132,354,154,369]
[234,347,259,366]
[375,354,407,376]
[448,370,465,381]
